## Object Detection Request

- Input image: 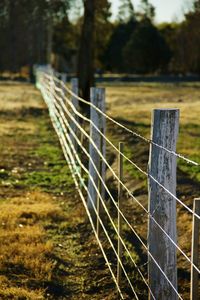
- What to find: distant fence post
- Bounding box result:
[61,73,67,84]
[70,78,79,150]
[148,109,179,300]
[88,87,106,223]
[191,198,200,300]
[117,142,123,290]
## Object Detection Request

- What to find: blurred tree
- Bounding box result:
[77,0,96,102]
[165,0,200,74]
[53,16,78,71]
[104,1,136,72]
[138,0,155,20]
[77,0,111,102]
[0,0,72,77]
[193,0,200,11]
[123,19,171,73]
[158,22,180,73]
[94,0,112,70]
[117,0,135,22]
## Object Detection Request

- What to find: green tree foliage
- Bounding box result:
[1,0,200,77]
[104,19,137,72]
[77,0,96,101]
[117,0,135,23]
[0,0,71,73]
[139,0,155,21]
[123,19,171,73]
[104,1,136,72]
[94,0,112,69]
[161,0,200,74]
[181,0,200,73]
[53,16,78,71]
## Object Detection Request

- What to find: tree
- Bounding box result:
[94,0,112,69]
[77,0,112,102]
[166,0,200,74]
[104,19,137,72]
[117,0,135,23]
[158,22,181,73]
[77,0,96,102]
[138,0,155,21]
[123,19,171,73]
[53,16,78,71]
[0,0,72,76]
[104,0,136,72]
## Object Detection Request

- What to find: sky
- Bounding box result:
[111,0,190,23]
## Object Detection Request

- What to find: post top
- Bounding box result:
[153,108,179,111]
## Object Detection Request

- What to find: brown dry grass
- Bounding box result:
[0,82,43,113]
[0,191,65,299]
[106,83,200,126]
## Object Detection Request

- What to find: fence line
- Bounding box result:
[44,75,200,222]
[49,78,200,274]
[41,71,200,282]
[46,73,199,166]
[51,100,183,300]
[52,100,157,299]
[37,69,200,300]
[40,74,125,299]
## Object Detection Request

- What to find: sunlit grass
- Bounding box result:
[0,191,66,299]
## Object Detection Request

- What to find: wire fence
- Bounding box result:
[36,68,200,300]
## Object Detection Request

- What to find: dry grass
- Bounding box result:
[106,84,200,126]
[0,276,44,300]
[0,191,65,299]
[0,82,44,113]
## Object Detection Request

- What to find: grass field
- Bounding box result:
[0,81,199,299]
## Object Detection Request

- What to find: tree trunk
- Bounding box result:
[46,15,53,65]
[77,0,96,106]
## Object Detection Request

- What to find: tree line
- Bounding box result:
[0,0,200,78]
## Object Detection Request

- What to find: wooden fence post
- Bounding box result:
[61,73,67,84]
[191,198,200,300]
[117,142,124,291]
[88,87,105,223]
[148,109,179,300]
[70,78,79,150]
[96,134,103,237]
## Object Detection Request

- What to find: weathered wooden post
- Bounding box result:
[88,87,105,223]
[97,134,103,237]
[117,142,124,291]
[61,73,67,94]
[191,198,200,300]
[70,78,79,150]
[148,109,179,300]
[61,73,67,84]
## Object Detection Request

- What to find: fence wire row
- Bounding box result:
[36,69,200,300]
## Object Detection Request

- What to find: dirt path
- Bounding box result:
[0,83,119,299]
